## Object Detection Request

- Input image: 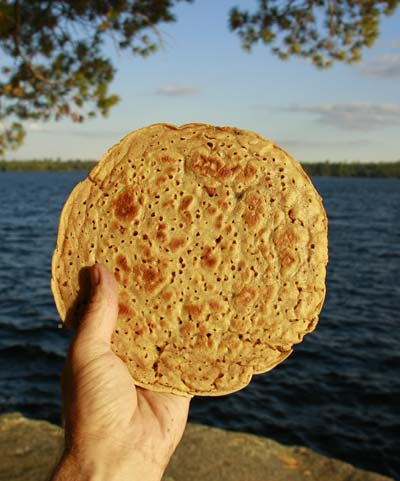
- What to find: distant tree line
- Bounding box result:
[0,159,97,171]
[0,159,399,178]
[302,161,400,178]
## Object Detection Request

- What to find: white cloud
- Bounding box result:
[286,103,400,131]
[155,85,199,96]
[26,124,123,137]
[278,139,368,149]
[360,55,400,79]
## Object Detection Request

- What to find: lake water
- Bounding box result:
[0,172,399,479]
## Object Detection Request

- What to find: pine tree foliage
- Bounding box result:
[0,0,191,154]
[229,0,399,67]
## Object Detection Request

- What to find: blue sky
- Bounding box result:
[10,0,400,162]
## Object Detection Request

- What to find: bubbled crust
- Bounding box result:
[51,123,328,396]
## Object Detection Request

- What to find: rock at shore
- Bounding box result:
[0,413,63,481]
[0,412,393,481]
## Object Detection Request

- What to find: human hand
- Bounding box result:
[50,264,191,481]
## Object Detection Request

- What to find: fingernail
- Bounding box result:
[90,264,101,288]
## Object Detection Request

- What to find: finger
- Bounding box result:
[75,263,119,345]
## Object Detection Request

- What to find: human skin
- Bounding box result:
[50,264,191,481]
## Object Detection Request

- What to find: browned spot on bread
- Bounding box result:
[162,199,175,209]
[114,190,139,221]
[275,226,298,250]
[243,192,264,227]
[282,251,296,267]
[280,253,300,279]
[179,195,193,224]
[191,154,242,182]
[198,323,211,336]
[201,246,218,270]
[180,323,197,336]
[192,154,223,177]
[207,205,217,215]
[143,267,159,285]
[169,237,186,252]
[156,230,167,242]
[166,166,176,177]
[180,195,193,210]
[118,302,135,317]
[264,284,278,301]
[259,244,274,262]
[184,303,204,319]
[215,213,223,229]
[209,300,222,311]
[204,186,218,197]
[230,315,250,332]
[288,208,296,221]
[161,290,173,301]
[234,285,258,310]
[181,211,192,224]
[134,327,145,337]
[139,244,153,260]
[155,223,167,242]
[244,161,257,179]
[218,164,241,180]
[161,155,176,163]
[133,265,164,294]
[240,266,251,283]
[117,255,131,273]
[156,175,168,186]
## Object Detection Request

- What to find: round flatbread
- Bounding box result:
[51,123,328,396]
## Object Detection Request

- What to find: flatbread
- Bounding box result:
[51,123,328,396]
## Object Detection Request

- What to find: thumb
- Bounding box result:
[75,263,119,346]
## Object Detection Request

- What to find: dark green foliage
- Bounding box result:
[0,0,192,154]
[302,160,400,178]
[1,159,399,178]
[229,1,399,67]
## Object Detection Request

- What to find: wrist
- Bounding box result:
[51,447,164,481]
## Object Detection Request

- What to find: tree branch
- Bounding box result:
[12,0,54,85]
